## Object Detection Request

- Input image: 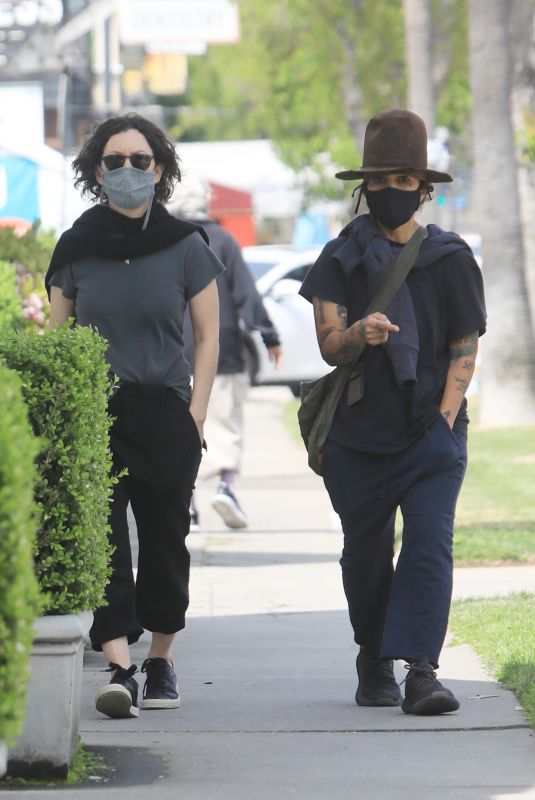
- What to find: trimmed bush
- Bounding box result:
[0,364,42,745]
[0,325,115,614]
[0,260,23,334]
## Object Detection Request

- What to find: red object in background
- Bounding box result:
[208,182,256,247]
[0,217,32,237]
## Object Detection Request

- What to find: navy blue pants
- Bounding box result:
[321,416,467,667]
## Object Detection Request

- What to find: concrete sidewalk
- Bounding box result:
[4,387,535,799]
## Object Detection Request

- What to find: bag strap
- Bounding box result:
[347,224,428,369]
[365,224,428,315]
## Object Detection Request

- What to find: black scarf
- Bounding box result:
[331,215,471,387]
[45,202,209,297]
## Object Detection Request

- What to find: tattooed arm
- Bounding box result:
[440,331,479,428]
[312,297,400,366]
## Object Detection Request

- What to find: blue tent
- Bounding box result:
[0,154,40,221]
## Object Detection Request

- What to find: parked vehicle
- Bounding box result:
[242,245,331,395]
[461,232,483,268]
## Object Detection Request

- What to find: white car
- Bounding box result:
[242,245,332,395]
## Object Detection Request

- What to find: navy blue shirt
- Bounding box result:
[300,227,486,453]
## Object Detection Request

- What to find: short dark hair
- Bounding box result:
[72,114,181,202]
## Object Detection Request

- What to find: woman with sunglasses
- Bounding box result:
[45,114,222,719]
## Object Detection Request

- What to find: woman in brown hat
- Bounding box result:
[300,109,486,715]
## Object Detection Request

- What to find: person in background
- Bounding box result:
[168,174,282,529]
[299,109,486,715]
[46,114,222,719]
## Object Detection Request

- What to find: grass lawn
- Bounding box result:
[450,593,535,728]
[284,398,535,565]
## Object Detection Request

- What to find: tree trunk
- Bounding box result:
[338,30,367,150]
[403,0,435,131]
[337,0,367,151]
[469,0,535,425]
[510,1,535,337]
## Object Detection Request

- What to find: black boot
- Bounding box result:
[402,657,460,715]
[355,647,402,707]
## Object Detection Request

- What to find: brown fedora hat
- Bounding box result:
[335,108,453,183]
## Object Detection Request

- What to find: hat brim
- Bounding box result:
[335,166,453,183]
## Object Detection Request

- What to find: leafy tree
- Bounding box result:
[432,0,471,138]
[175,0,405,190]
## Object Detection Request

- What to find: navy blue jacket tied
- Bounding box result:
[331,215,472,388]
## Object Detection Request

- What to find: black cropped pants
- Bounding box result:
[90,385,202,651]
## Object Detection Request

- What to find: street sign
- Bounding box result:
[119,0,240,45]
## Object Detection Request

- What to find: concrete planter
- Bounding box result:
[7,611,93,779]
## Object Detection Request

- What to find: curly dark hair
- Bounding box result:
[72,114,181,203]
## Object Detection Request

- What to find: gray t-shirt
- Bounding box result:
[50,231,224,401]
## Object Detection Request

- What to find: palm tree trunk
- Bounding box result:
[469,0,535,425]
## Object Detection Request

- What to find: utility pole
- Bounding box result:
[56,0,122,115]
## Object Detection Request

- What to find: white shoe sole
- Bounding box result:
[140,695,181,709]
[95,684,139,718]
[211,495,247,528]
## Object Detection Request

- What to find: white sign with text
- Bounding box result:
[120,0,239,45]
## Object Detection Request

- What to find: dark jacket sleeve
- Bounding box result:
[222,234,281,348]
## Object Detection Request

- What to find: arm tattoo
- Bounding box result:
[337,335,358,363]
[449,331,478,363]
[442,409,452,420]
[454,377,469,394]
[316,299,327,325]
[336,305,348,330]
[461,359,475,371]
[319,326,336,344]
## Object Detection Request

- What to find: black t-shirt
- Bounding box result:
[300,233,486,453]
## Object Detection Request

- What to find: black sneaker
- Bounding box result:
[140,658,181,709]
[211,482,248,529]
[402,657,460,715]
[95,662,139,719]
[355,647,402,706]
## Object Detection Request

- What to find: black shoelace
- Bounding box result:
[105,662,138,678]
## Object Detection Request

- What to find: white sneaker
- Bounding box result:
[211,482,248,529]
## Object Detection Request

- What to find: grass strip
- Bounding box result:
[450,593,535,729]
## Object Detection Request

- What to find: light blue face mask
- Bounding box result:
[100,166,156,210]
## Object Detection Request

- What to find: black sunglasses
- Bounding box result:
[102,153,154,171]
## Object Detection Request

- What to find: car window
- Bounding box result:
[245,260,280,280]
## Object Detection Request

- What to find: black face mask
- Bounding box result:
[364,186,421,230]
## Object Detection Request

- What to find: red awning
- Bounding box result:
[209,182,253,217]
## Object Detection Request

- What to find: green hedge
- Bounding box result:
[0,260,23,334]
[0,365,42,744]
[0,325,115,615]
